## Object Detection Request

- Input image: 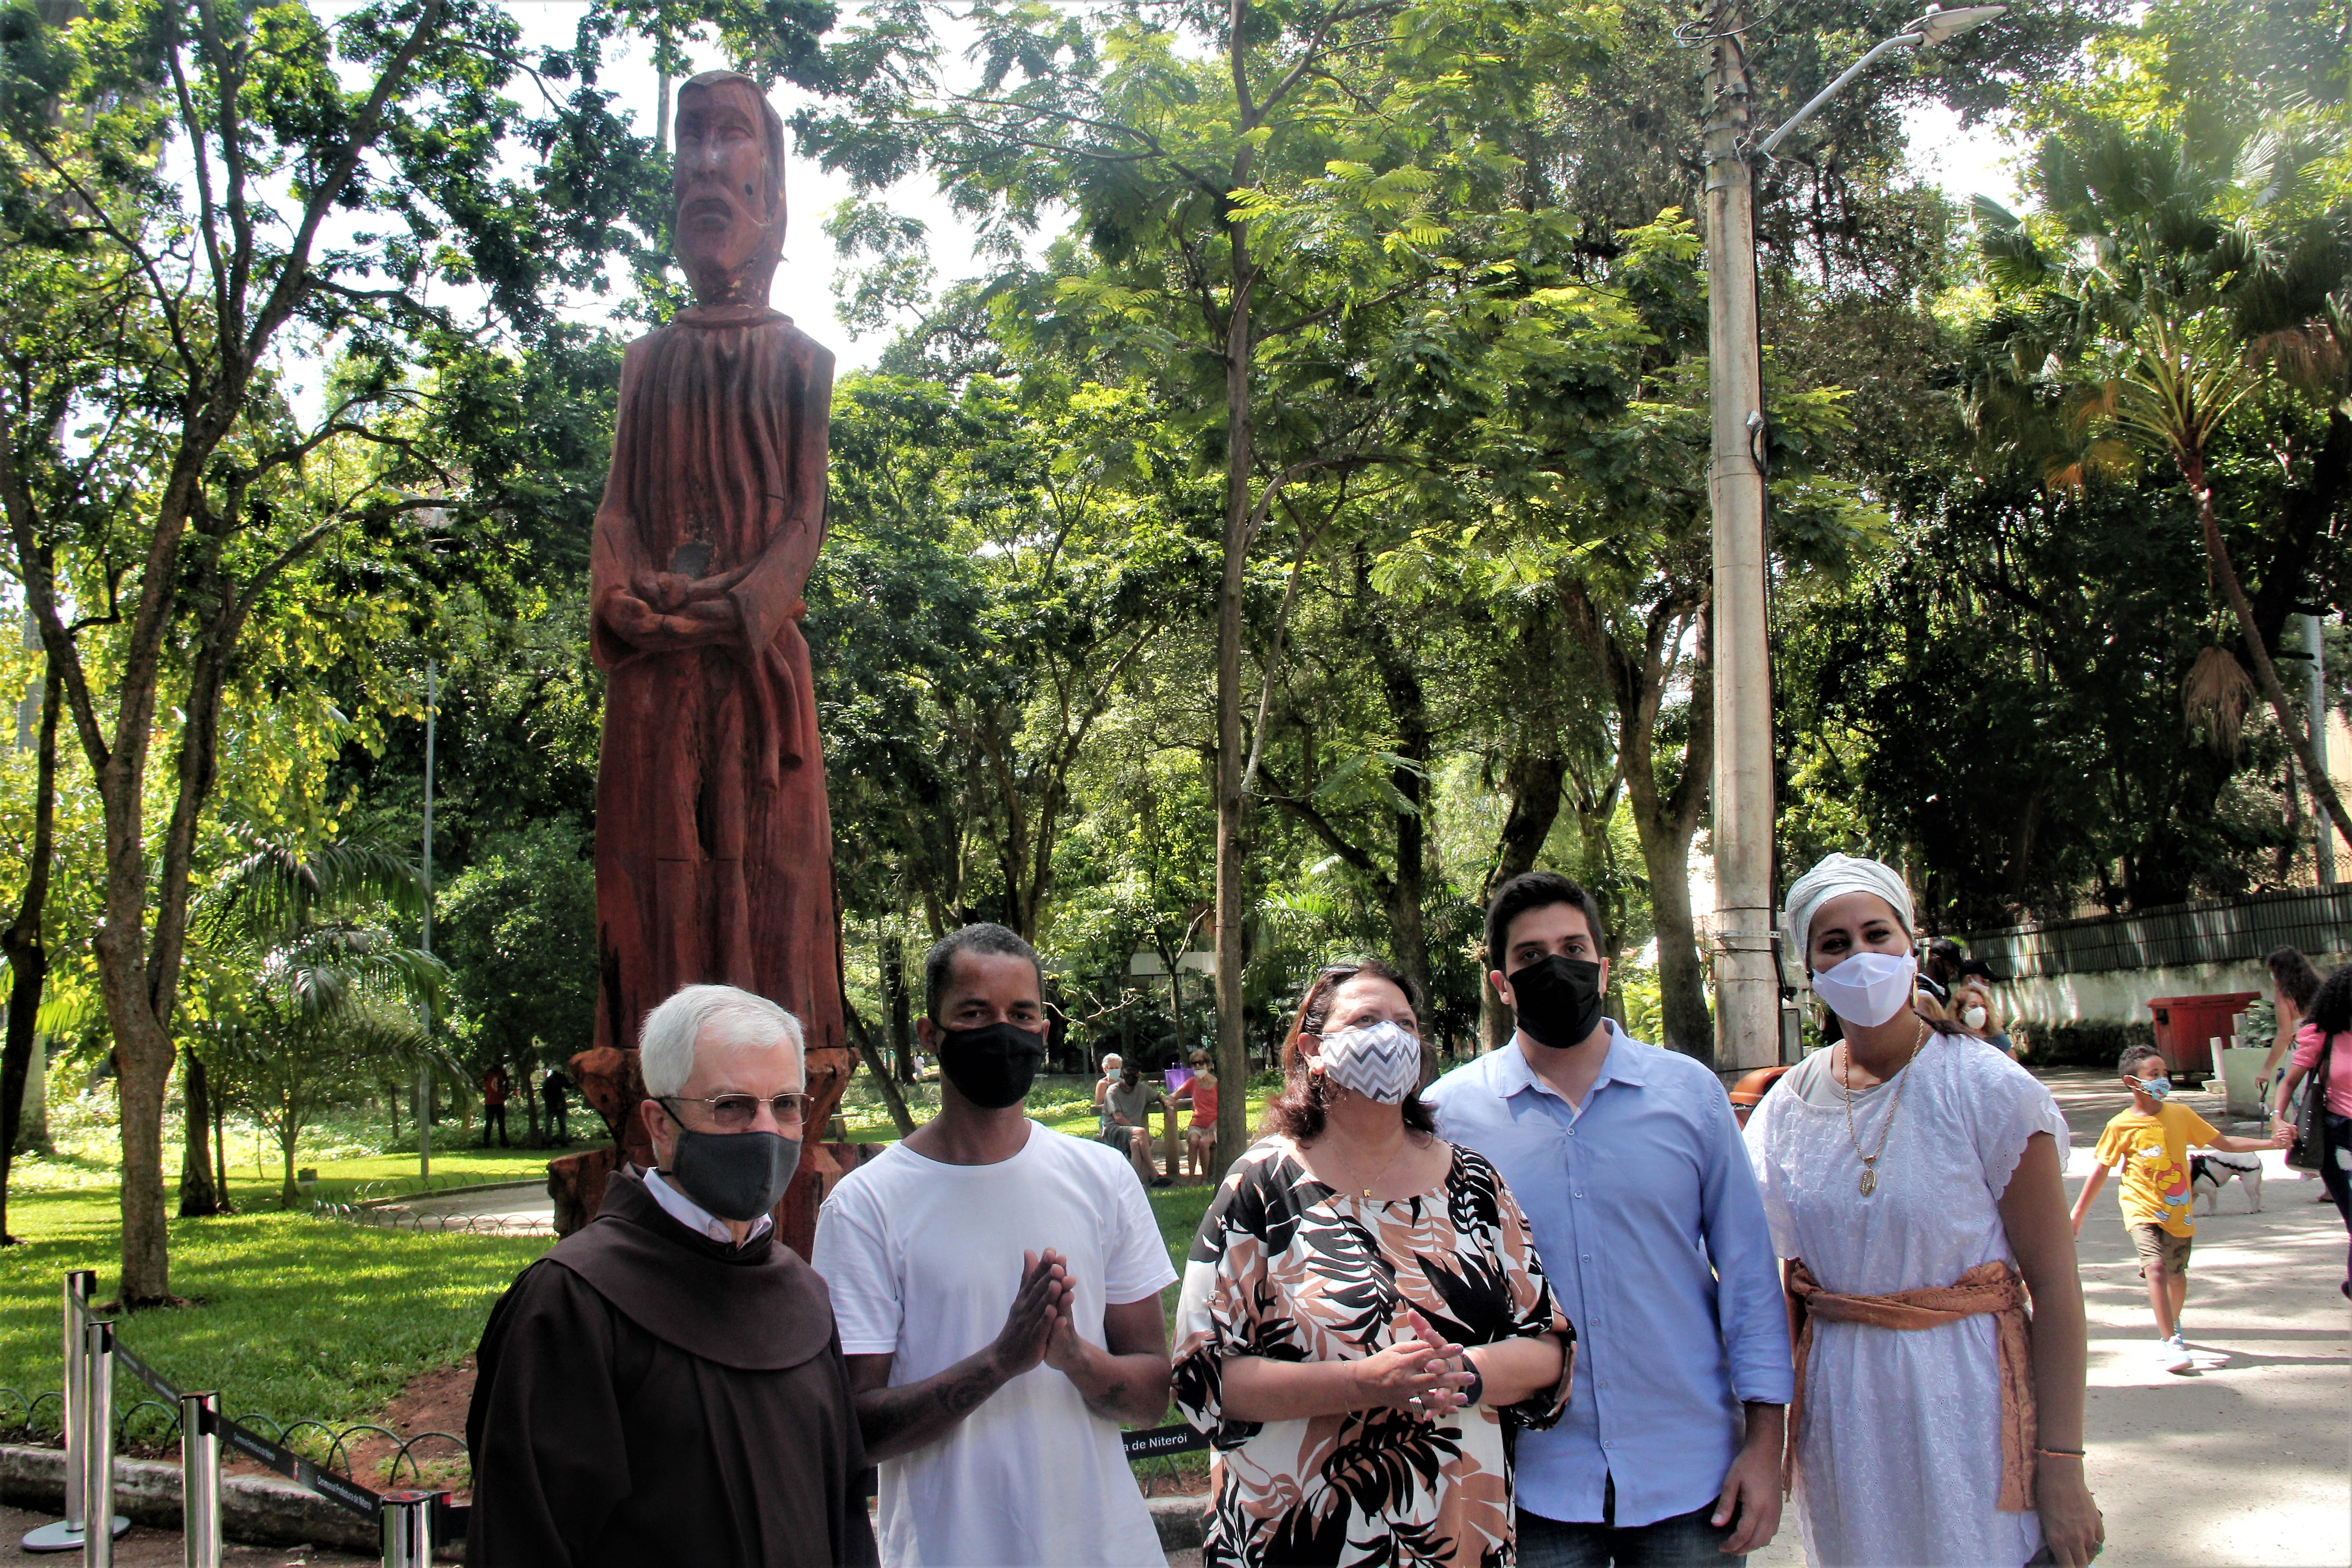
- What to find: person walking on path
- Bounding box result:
[2260,947,2323,1134]
[2072,1045,2290,1368]
[1426,872,1791,1566]
[480,1064,511,1148]
[813,924,1175,1568]
[2274,963,2352,1297]
[1744,853,2103,1568]
[1173,958,1573,1568]
[542,1067,572,1144]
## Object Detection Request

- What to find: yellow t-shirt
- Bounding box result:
[2093,1102,2220,1237]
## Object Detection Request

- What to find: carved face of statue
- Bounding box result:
[672,75,784,306]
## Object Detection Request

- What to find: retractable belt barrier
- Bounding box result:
[33,1275,473,1563]
[38,1272,1200,1557]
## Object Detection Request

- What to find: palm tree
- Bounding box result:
[189,831,447,1208]
[1974,123,2352,848]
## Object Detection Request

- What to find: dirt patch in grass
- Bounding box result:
[336,1357,477,1498]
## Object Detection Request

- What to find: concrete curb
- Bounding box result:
[353,1178,546,1210]
[0,1441,384,1554]
[1148,1492,1208,1551]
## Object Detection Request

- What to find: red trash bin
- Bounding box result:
[2145,992,2261,1082]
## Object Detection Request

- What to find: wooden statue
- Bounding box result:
[548,70,860,1252]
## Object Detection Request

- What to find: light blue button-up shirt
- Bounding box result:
[1425,1023,1793,1529]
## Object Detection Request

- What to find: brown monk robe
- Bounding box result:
[464,1170,878,1566]
[587,68,846,1170]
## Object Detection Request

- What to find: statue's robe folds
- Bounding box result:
[588,303,848,1173]
[464,1172,879,1567]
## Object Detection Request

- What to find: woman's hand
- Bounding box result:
[1350,1309,1471,1416]
[2034,1455,2104,1567]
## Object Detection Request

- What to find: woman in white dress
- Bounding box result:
[1743,854,2103,1568]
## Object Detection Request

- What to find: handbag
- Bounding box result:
[2288,1029,2337,1173]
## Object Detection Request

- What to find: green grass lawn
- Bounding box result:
[0,1093,1250,1480]
[0,1181,548,1460]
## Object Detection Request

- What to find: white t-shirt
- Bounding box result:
[813,1122,1178,1568]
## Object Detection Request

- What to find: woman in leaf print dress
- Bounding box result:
[1173,959,1576,1568]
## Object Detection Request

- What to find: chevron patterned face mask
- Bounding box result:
[1315,1020,1422,1104]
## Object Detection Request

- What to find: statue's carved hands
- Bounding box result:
[668,596,743,638]
[634,571,694,613]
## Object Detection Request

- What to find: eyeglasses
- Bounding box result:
[659,1092,812,1131]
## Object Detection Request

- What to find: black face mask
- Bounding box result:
[670,1128,801,1223]
[1508,955,1608,1050]
[937,1020,1047,1109]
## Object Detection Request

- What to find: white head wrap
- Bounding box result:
[1782,853,1914,970]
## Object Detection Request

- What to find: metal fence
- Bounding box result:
[1961,884,2352,980]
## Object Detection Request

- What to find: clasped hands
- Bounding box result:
[1350,1307,1478,1419]
[987,1249,1090,1381]
[605,564,751,645]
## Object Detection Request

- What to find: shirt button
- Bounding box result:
[1573,1191,1584,1199]
[1567,1127,1576,1137]
[1581,1254,1591,1262]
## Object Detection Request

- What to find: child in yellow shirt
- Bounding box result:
[2072,1045,2287,1371]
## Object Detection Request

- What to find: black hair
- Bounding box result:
[2268,946,2324,1014]
[2117,1041,2165,1078]
[1484,871,1607,974]
[2305,961,2352,1037]
[923,923,1044,1020]
[1926,938,1964,963]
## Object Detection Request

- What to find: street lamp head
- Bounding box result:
[1907,5,2007,46]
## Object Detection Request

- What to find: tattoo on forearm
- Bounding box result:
[857,1358,1003,1454]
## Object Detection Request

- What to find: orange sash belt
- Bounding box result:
[1785,1258,2037,1511]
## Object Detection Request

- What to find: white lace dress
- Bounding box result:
[1743,1034,2069,1568]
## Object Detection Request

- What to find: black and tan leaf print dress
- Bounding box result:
[1173,1137,1575,1568]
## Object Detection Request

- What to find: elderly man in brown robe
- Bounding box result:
[586,66,847,1181]
[466,985,876,1566]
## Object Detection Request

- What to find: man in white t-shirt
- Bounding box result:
[813,923,1176,1567]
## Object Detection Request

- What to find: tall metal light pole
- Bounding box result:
[416,658,436,1178]
[1704,4,2006,1073]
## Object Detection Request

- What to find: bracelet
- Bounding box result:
[2035,1447,2086,1459]
[1461,1360,1485,1409]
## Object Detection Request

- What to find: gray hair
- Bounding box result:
[640,985,804,1098]
[1101,1054,1122,1073]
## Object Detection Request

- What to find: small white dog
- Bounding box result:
[2190,1152,2264,1215]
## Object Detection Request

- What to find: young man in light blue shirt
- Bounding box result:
[1425,872,1792,1567]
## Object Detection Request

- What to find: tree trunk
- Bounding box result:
[279,1130,299,1210]
[1360,568,1435,1078]
[1479,748,1568,1051]
[212,1098,228,1208]
[843,999,916,1137]
[2187,464,2352,849]
[1560,579,1715,1058]
[882,935,913,1082]
[1211,135,1257,1177]
[177,1049,221,1217]
[0,662,59,1245]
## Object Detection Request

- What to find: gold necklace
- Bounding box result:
[1316,1129,1412,1200]
[1838,1019,1926,1196]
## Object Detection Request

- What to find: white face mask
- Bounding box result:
[1811,951,1919,1028]
[1314,1020,1421,1104]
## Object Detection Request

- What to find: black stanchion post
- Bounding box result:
[180,1393,221,1568]
[379,1490,443,1568]
[81,1318,115,1568]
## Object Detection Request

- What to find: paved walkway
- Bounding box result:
[1751,1068,2350,1566]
